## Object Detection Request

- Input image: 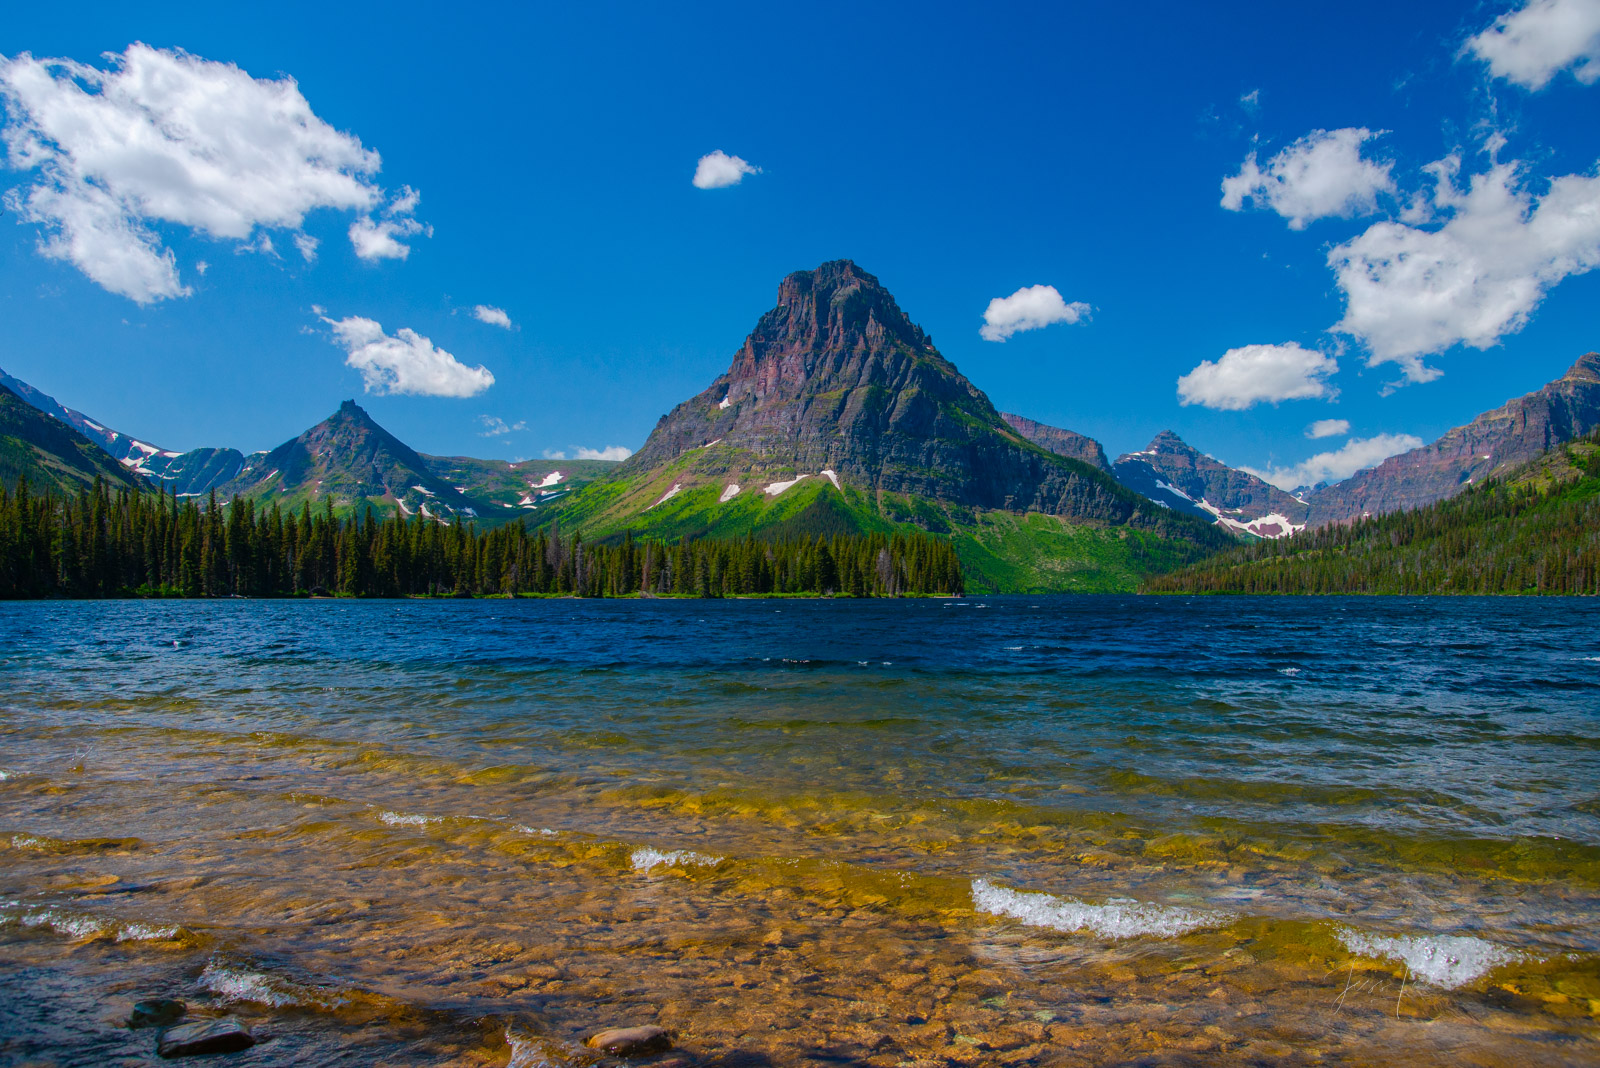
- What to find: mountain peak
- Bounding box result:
[1563,351,1600,382]
[1147,430,1192,452]
[616,261,1176,522]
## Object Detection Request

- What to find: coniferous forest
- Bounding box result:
[1147,435,1600,596]
[0,480,964,599]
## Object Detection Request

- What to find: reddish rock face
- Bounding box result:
[1305,353,1600,526]
[622,260,1170,523]
[1000,413,1111,472]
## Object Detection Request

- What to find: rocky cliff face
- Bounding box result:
[999,413,1110,471]
[219,401,478,518]
[1305,352,1600,525]
[622,260,1159,523]
[1113,431,1310,538]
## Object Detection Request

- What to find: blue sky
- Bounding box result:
[1,1,1597,487]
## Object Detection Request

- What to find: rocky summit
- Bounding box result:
[1113,431,1310,539]
[1305,352,1600,526]
[617,260,1157,522]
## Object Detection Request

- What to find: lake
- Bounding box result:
[2,597,1597,1066]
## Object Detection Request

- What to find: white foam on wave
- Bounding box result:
[512,824,557,837]
[630,847,721,873]
[200,961,344,1008]
[0,770,14,781]
[2,903,178,943]
[971,879,1226,939]
[375,809,444,828]
[1337,928,1520,989]
[9,834,49,849]
[506,1030,580,1068]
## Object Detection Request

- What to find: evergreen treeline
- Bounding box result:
[1147,438,1600,596]
[0,481,964,599]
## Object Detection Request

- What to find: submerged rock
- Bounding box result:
[156,1016,255,1057]
[586,1025,672,1057]
[129,998,186,1029]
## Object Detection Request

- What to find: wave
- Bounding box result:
[971,879,1226,939]
[1336,928,1521,989]
[199,960,346,1009]
[630,847,722,873]
[0,901,182,943]
[374,809,445,828]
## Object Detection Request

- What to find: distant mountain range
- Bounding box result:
[2,260,1596,592]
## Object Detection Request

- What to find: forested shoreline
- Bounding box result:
[0,480,964,599]
[1146,442,1600,596]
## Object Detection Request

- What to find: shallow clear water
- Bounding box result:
[1,596,1597,1066]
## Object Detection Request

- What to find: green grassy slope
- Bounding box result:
[0,386,144,496]
[538,457,1228,593]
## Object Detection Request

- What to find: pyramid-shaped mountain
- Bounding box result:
[218,400,479,520]
[609,260,1173,520]
[1113,431,1310,538]
[555,261,1228,591]
[1305,352,1600,525]
[0,383,145,495]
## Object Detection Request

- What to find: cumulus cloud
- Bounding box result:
[348,186,429,261]
[1465,0,1600,89]
[1243,433,1425,491]
[1329,157,1600,381]
[322,315,493,398]
[478,415,527,437]
[979,284,1091,342]
[1305,418,1351,439]
[1176,343,1339,410]
[472,304,512,328]
[545,445,632,461]
[1221,128,1395,229]
[692,150,760,189]
[0,44,422,302]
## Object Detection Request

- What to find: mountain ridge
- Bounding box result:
[0,384,146,496]
[1303,352,1600,525]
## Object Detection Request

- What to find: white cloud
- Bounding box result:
[1176,343,1339,410]
[322,315,493,398]
[1239,89,1261,115]
[472,304,512,328]
[1243,433,1425,491]
[478,415,526,437]
[692,150,760,189]
[195,260,209,276]
[1465,0,1600,89]
[293,233,319,262]
[348,186,429,261]
[1221,128,1395,229]
[542,446,631,461]
[1329,158,1600,381]
[0,44,421,302]
[979,284,1091,342]
[1305,418,1351,439]
[575,445,632,461]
